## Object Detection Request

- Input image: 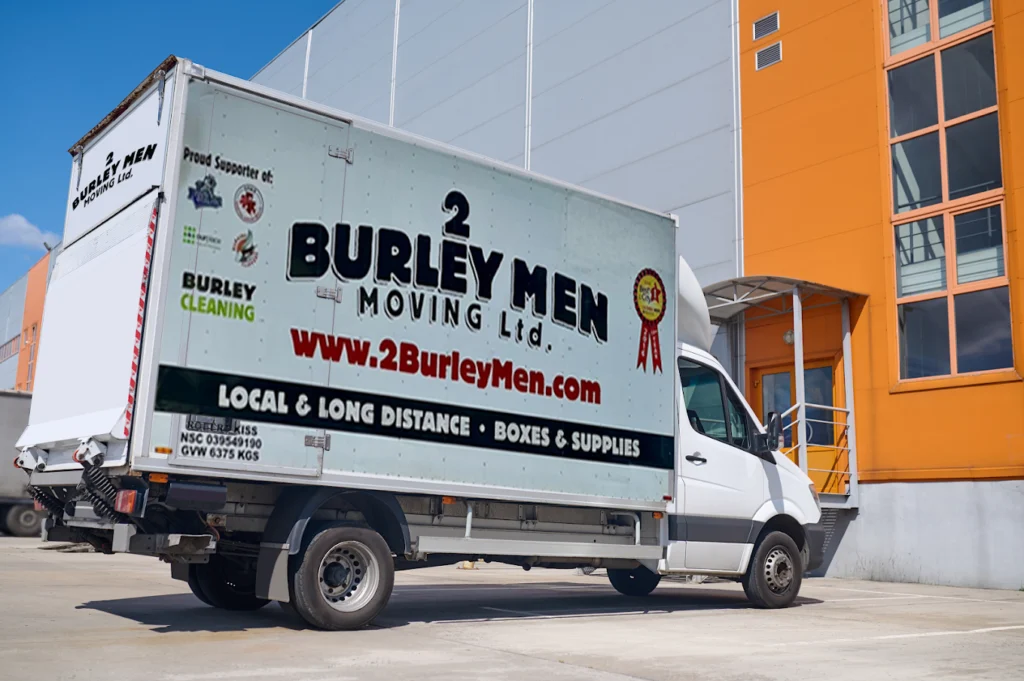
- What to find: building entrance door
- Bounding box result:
[750,362,846,493]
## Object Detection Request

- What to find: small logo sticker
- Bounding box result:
[183,225,222,251]
[233,230,259,267]
[234,184,264,224]
[633,268,666,373]
[187,175,223,209]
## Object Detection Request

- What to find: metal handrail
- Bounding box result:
[774,400,853,498]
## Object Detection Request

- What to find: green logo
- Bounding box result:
[183,225,197,245]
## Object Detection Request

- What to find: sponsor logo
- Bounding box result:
[71,143,159,211]
[183,225,222,250]
[633,269,666,373]
[180,271,257,323]
[233,230,258,267]
[188,175,223,209]
[234,184,264,223]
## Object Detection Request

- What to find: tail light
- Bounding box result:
[115,489,138,514]
[33,499,45,512]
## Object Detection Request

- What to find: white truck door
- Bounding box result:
[155,79,351,477]
[674,356,769,572]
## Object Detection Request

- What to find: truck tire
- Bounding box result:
[290,526,395,631]
[4,505,43,537]
[608,566,661,597]
[186,564,214,606]
[742,530,802,609]
[192,555,270,611]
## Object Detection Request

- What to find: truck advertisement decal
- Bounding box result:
[155,365,672,469]
[153,80,676,485]
[63,79,174,247]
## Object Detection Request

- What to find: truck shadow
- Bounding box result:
[77,580,823,633]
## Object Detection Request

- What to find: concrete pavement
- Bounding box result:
[1,537,1023,680]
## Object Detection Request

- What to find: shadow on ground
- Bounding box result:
[78,580,823,633]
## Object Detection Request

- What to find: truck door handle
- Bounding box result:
[685,453,707,464]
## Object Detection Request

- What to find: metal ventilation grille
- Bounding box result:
[756,42,782,70]
[753,12,780,40]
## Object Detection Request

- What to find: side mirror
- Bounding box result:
[764,412,782,451]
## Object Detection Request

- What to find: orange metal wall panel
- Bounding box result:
[14,252,50,392]
[739,0,1024,482]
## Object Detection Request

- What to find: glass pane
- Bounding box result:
[889,56,937,137]
[947,113,1002,200]
[895,217,946,296]
[725,389,751,450]
[955,287,1012,372]
[899,298,951,378]
[678,359,728,443]
[939,0,991,38]
[889,0,931,55]
[804,367,835,447]
[955,205,1003,284]
[942,33,996,121]
[761,372,793,449]
[892,132,942,213]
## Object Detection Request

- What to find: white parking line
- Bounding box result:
[763,624,1024,648]
[164,669,353,681]
[811,585,1023,604]
[481,606,543,617]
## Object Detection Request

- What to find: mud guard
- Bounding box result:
[254,486,409,602]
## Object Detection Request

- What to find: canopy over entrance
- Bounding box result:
[701,275,866,509]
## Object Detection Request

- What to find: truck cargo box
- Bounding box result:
[21,58,679,510]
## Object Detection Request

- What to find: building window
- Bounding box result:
[886,10,1007,381]
[0,336,18,363]
[887,1,991,55]
[896,205,1011,378]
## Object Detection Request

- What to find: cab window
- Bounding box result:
[679,358,754,452]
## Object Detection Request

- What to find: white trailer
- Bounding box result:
[0,391,44,536]
[18,57,823,629]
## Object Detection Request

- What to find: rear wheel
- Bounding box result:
[607,565,661,596]
[742,530,802,609]
[4,505,43,537]
[290,526,395,631]
[191,555,269,611]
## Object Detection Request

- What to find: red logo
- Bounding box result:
[233,184,264,224]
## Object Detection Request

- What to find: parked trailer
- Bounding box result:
[1,391,44,536]
[18,57,823,629]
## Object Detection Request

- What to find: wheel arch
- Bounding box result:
[255,486,409,602]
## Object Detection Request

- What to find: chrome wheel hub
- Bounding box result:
[764,547,794,594]
[318,540,380,612]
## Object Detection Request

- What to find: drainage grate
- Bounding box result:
[753,12,780,41]
[756,41,783,70]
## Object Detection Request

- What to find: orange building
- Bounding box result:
[719,0,1023,585]
[0,249,55,392]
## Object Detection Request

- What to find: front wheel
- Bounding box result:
[742,531,802,608]
[290,526,395,630]
[607,566,661,596]
[4,505,43,537]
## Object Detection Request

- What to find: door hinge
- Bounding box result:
[304,434,331,450]
[156,69,167,126]
[328,146,355,163]
[73,145,85,191]
[316,287,343,303]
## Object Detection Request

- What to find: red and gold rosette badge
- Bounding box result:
[633,269,666,373]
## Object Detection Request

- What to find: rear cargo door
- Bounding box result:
[153,79,350,477]
[16,70,175,464]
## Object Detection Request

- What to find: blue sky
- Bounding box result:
[0,0,336,292]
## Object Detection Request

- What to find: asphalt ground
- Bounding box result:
[1,537,1022,680]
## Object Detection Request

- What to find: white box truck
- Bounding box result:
[17,56,823,630]
[1,391,45,536]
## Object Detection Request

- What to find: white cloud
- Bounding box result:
[0,214,59,250]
